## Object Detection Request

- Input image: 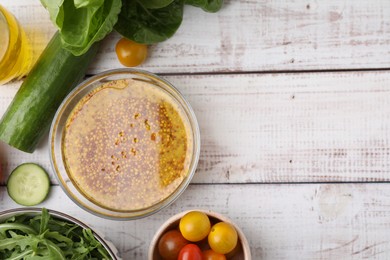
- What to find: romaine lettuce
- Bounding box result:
[40,0,223,55]
[41,0,121,56]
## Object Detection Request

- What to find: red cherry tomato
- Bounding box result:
[178,244,203,260]
[202,249,227,260]
[158,230,189,260]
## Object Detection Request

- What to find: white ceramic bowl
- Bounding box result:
[149,209,251,260]
[0,207,122,259]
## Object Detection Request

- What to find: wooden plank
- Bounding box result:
[2,71,390,183]
[1,184,390,259]
[177,71,390,183]
[2,0,390,74]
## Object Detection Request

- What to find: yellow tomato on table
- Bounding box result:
[115,38,147,67]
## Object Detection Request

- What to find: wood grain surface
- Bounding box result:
[2,71,390,183]
[1,184,390,259]
[1,1,390,260]
[3,0,390,74]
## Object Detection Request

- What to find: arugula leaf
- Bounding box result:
[39,208,49,235]
[114,0,184,44]
[45,231,73,245]
[0,234,34,251]
[40,0,122,56]
[45,240,66,260]
[185,0,223,12]
[0,209,112,260]
[7,249,34,260]
[0,223,37,236]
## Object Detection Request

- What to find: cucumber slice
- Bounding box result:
[7,163,50,206]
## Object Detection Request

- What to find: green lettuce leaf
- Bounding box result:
[114,0,184,44]
[74,0,104,8]
[185,0,223,12]
[138,0,175,9]
[40,0,121,56]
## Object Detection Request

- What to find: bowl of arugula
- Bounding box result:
[0,208,121,259]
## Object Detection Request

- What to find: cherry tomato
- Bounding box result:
[208,222,238,254]
[202,249,227,260]
[178,244,202,260]
[115,38,147,67]
[158,230,189,260]
[179,211,211,242]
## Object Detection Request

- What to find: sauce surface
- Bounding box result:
[62,78,193,211]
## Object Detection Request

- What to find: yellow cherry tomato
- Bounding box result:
[179,211,211,242]
[115,38,147,67]
[208,222,238,254]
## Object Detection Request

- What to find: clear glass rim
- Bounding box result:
[49,68,201,220]
[0,7,10,62]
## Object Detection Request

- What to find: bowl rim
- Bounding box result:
[0,207,122,260]
[148,209,252,260]
[0,7,10,63]
[49,68,201,220]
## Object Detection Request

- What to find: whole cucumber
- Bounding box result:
[0,32,99,153]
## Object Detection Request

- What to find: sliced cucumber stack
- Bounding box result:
[7,163,50,206]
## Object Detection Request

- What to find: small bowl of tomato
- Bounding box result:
[149,209,251,260]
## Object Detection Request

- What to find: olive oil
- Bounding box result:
[0,5,32,85]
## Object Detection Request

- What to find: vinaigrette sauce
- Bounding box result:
[62,79,193,211]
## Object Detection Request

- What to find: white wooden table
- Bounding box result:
[1,1,390,259]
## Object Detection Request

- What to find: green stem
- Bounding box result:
[8,249,34,260]
[0,223,37,235]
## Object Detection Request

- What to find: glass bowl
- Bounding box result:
[149,209,252,260]
[50,69,200,220]
[0,5,32,85]
[0,207,121,259]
